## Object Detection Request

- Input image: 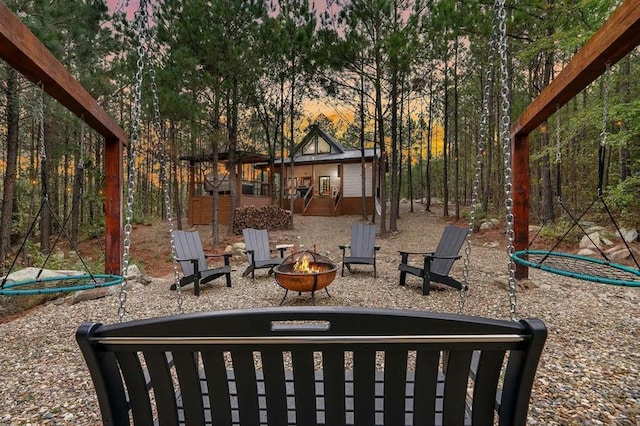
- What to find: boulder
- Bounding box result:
[579,233,602,250]
[618,228,638,243]
[577,248,596,257]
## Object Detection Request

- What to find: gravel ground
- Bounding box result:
[1,203,639,425]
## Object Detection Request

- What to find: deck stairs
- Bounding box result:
[303,197,334,216]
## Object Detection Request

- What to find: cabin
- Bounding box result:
[183,125,380,225]
[181,151,273,226]
[273,124,380,217]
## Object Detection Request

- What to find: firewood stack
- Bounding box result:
[233,205,293,234]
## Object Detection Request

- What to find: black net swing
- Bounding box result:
[75,1,546,425]
[512,66,640,287]
[0,89,122,296]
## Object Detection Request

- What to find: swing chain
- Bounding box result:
[118,0,149,322]
[497,0,518,322]
[600,63,610,148]
[143,7,184,314]
[38,89,46,163]
[461,6,499,315]
[555,105,561,164]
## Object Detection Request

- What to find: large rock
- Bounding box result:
[579,233,602,250]
[618,228,638,243]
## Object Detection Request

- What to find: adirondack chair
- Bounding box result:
[242,228,287,279]
[399,225,467,295]
[76,306,547,426]
[339,223,380,277]
[169,230,232,296]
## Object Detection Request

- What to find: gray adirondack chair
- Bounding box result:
[242,228,287,279]
[170,230,231,296]
[398,225,468,295]
[340,223,380,277]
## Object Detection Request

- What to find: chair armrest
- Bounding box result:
[175,257,198,264]
[271,247,289,258]
[425,254,462,260]
[205,253,232,259]
[398,250,434,256]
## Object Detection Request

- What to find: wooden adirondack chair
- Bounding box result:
[170,230,232,296]
[77,307,547,426]
[399,225,468,295]
[340,223,380,277]
[242,228,287,279]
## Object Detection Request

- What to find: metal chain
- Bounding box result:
[555,105,561,203]
[78,122,85,170]
[118,0,148,322]
[460,9,499,315]
[143,9,184,314]
[497,0,518,322]
[38,89,46,163]
[600,63,610,148]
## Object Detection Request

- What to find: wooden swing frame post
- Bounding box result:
[511,0,640,279]
[0,2,127,274]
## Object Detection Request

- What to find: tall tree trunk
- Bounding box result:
[70,129,84,245]
[40,101,51,254]
[453,39,460,219]
[0,68,19,265]
[442,57,449,217]
[426,71,433,212]
[359,63,368,220]
[389,63,399,232]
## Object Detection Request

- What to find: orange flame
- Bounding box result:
[293,253,321,273]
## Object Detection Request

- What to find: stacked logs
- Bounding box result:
[233,205,293,234]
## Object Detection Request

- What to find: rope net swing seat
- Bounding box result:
[75,1,546,424]
[0,90,122,296]
[511,66,640,287]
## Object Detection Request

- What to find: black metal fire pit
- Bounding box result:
[272,250,338,305]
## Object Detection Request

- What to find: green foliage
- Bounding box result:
[604,174,640,226]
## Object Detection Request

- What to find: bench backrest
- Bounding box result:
[77,307,546,426]
[172,230,206,276]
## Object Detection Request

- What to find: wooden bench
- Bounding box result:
[77,307,546,425]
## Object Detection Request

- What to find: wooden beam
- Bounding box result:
[0,2,127,143]
[0,2,125,274]
[512,133,530,280]
[512,0,640,136]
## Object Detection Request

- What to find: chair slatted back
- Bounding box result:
[77,307,546,426]
[431,226,467,276]
[243,228,272,262]
[173,230,206,277]
[350,223,376,258]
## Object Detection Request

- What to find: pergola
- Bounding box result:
[511,0,640,278]
[0,2,125,273]
[0,1,639,276]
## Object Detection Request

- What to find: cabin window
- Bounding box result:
[317,138,331,153]
[301,136,332,155]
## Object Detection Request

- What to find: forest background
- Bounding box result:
[0,0,639,274]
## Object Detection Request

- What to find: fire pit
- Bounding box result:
[273,249,338,305]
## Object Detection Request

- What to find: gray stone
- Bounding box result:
[124,264,142,280]
[69,287,110,304]
[618,228,638,243]
[609,248,631,262]
[577,248,597,256]
[480,221,494,231]
[579,233,601,249]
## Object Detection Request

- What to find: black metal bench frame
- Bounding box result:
[77,307,546,425]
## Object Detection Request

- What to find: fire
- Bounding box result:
[293,253,322,273]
